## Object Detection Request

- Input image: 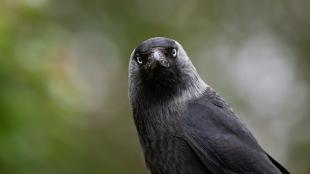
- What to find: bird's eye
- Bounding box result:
[136,56,143,64]
[172,48,177,57]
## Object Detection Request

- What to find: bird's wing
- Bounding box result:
[182,94,289,174]
[266,153,290,174]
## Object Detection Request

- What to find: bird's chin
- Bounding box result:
[139,69,183,98]
[142,66,168,79]
[144,61,169,72]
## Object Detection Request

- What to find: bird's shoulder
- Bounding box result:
[182,87,259,148]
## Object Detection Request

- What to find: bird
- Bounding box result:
[128,37,290,174]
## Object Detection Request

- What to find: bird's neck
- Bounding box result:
[133,74,208,110]
[175,75,208,104]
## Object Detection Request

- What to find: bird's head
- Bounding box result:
[129,37,207,105]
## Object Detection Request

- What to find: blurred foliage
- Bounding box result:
[0,0,309,174]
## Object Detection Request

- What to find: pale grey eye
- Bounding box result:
[136,56,143,64]
[172,48,177,57]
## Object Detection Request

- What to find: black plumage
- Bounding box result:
[128,37,290,174]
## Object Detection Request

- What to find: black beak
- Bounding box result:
[148,48,170,69]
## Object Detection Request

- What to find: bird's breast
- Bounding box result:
[134,110,208,174]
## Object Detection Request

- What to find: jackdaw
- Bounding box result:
[128,37,290,174]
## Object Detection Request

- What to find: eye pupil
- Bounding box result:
[172,48,177,57]
[137,56,143,64]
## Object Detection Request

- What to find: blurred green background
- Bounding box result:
[0,0,309,173]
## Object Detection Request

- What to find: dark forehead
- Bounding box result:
[136,37,177,53]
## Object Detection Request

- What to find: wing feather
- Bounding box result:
[182,94,289,173]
